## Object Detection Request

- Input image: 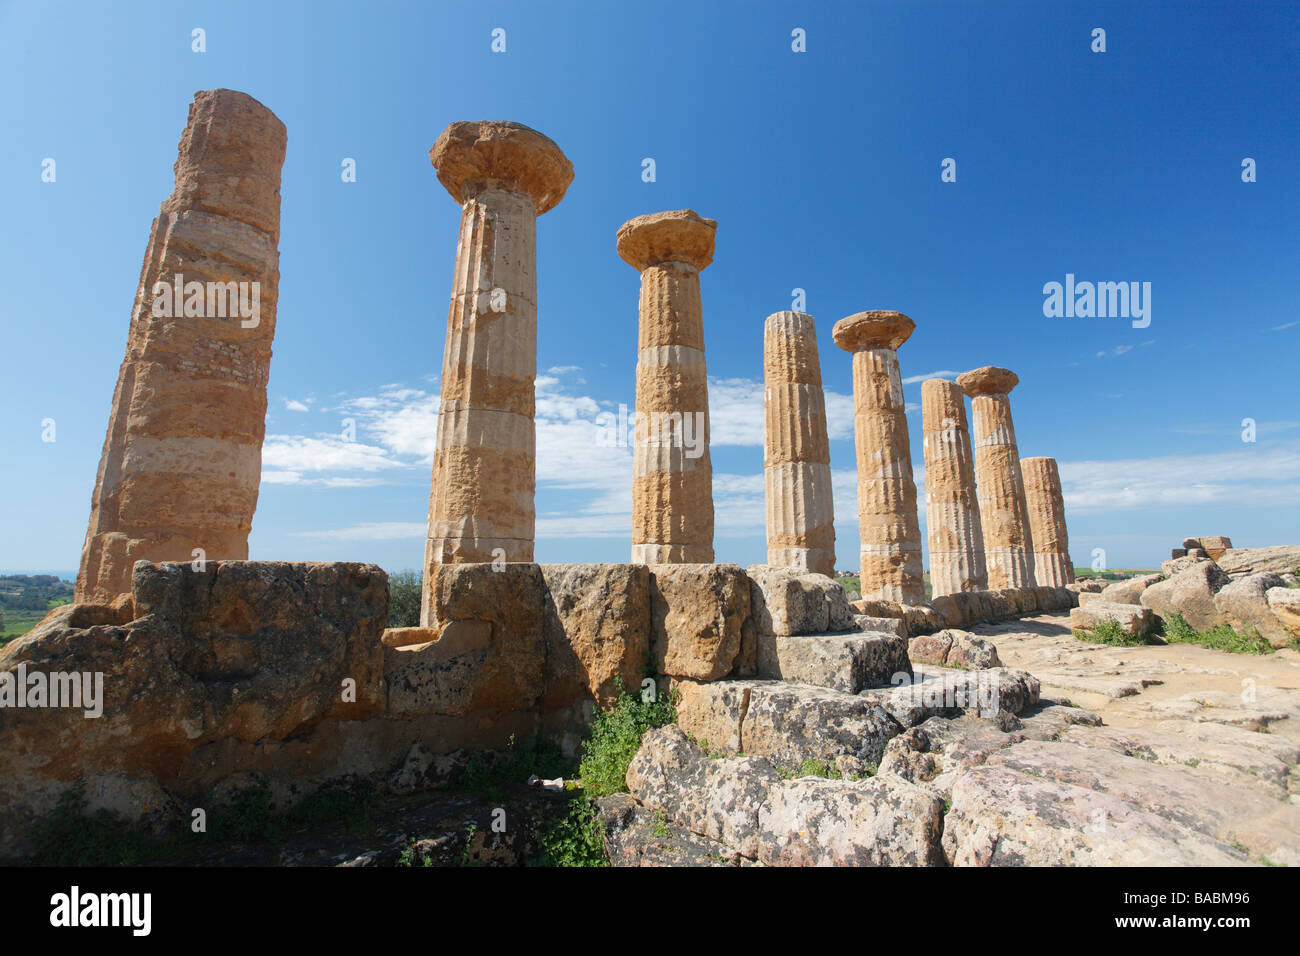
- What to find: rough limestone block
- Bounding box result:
[1215,546,1300,577]
[854,615,907,638]
[850,598,906,619]
[1140,562,1232,631]
[1100,572,1166,606]
[540,564,651,707]
[626,726,781,858]
[675,680,908,770]
[394,562,547,716]
[1069,601,1155,637]
[756,632,911,694]
[746,564,829,636]
[759,775,946,866]
[648,563,748,680]
[1265,587,1300,647]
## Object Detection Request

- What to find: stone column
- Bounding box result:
[957,366,1037,589]
[921,378,987,596]
[763,311,835,577]
[833,311,924,605]
[1022,456,1074,586]
[618,209,717,564]
[76,89,286,605]
[422,121,573,598]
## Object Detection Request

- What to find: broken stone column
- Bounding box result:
[618,210,717,564]
[921,378,987,596]
[1022,456,1075,586]
[76,89,287,605]
[422,121,574,594]
[957,366,1037,589]
[763,311,835,577]
[833,311,924,605]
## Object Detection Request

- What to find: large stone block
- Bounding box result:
[1069,601,1155,637]
[540,564,651,707]
[756,632,911,693]
[1140,562,1232,631]
[746,564,828,635]
[648,564,748,680]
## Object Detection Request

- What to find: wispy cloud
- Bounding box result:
[1265,321,1298,332]
[1059,442,1300,514]
[900,370,959,385]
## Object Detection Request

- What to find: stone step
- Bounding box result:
[675,666,1042,772]
[626,725,945,866]
[755,631,911,694]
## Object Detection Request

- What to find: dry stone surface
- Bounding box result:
[77,90,287,605]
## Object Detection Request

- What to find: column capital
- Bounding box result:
[617,209,716,272]
[957,365,1019,397]
[832,310,915,352]
[430,121,574,214]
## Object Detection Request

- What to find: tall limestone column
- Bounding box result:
[76,89,286,605]
[957,366,1037,589]
[421,122,574,605]
[1022,456,1075,586]
[618,209,717,564]
[833,311,924,605]
[921,378,987,596]
[763,311,835,577]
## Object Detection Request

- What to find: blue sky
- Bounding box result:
[2,0,1297,577]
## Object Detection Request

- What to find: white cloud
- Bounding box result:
[284,398,311,412]
[262,435,406,476]
[292,521,426,541]
[1059,443,1300,514]
[1266,321,1298,332]
[900,370,960,385]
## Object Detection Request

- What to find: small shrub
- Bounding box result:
[28,785,151,866]
[577,684,677,799]
[1159,613,1274,655]
[532,797,607,867]
[1074,618,1148,647]
[387,569,422,628]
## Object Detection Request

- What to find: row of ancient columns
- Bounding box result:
[76,103,1071,614]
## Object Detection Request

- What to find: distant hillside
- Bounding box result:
[0,574,75,644]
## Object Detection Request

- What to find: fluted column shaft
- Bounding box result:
[1022,456,1074,586]
[425,187,540,565]
[619,210,716,564]
[968,391,1037,588]
[833,311,924,605]
[921,379,987,596]
[763,311,835,577]
[421,122,572,621]
[76,89,286,604]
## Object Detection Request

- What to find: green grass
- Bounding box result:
[1073,618,1152,647]
[577,683,677,798]
[1158,613,1276,655]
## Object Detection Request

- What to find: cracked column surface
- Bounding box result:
[618,209,716,564]
[1022,455,1075,586]
[76,89,286,605]
[921,377,987,597]
[421,121,573,614]
[763,311,835,577]
[957,365,1037,589]
[833,310,924,604]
